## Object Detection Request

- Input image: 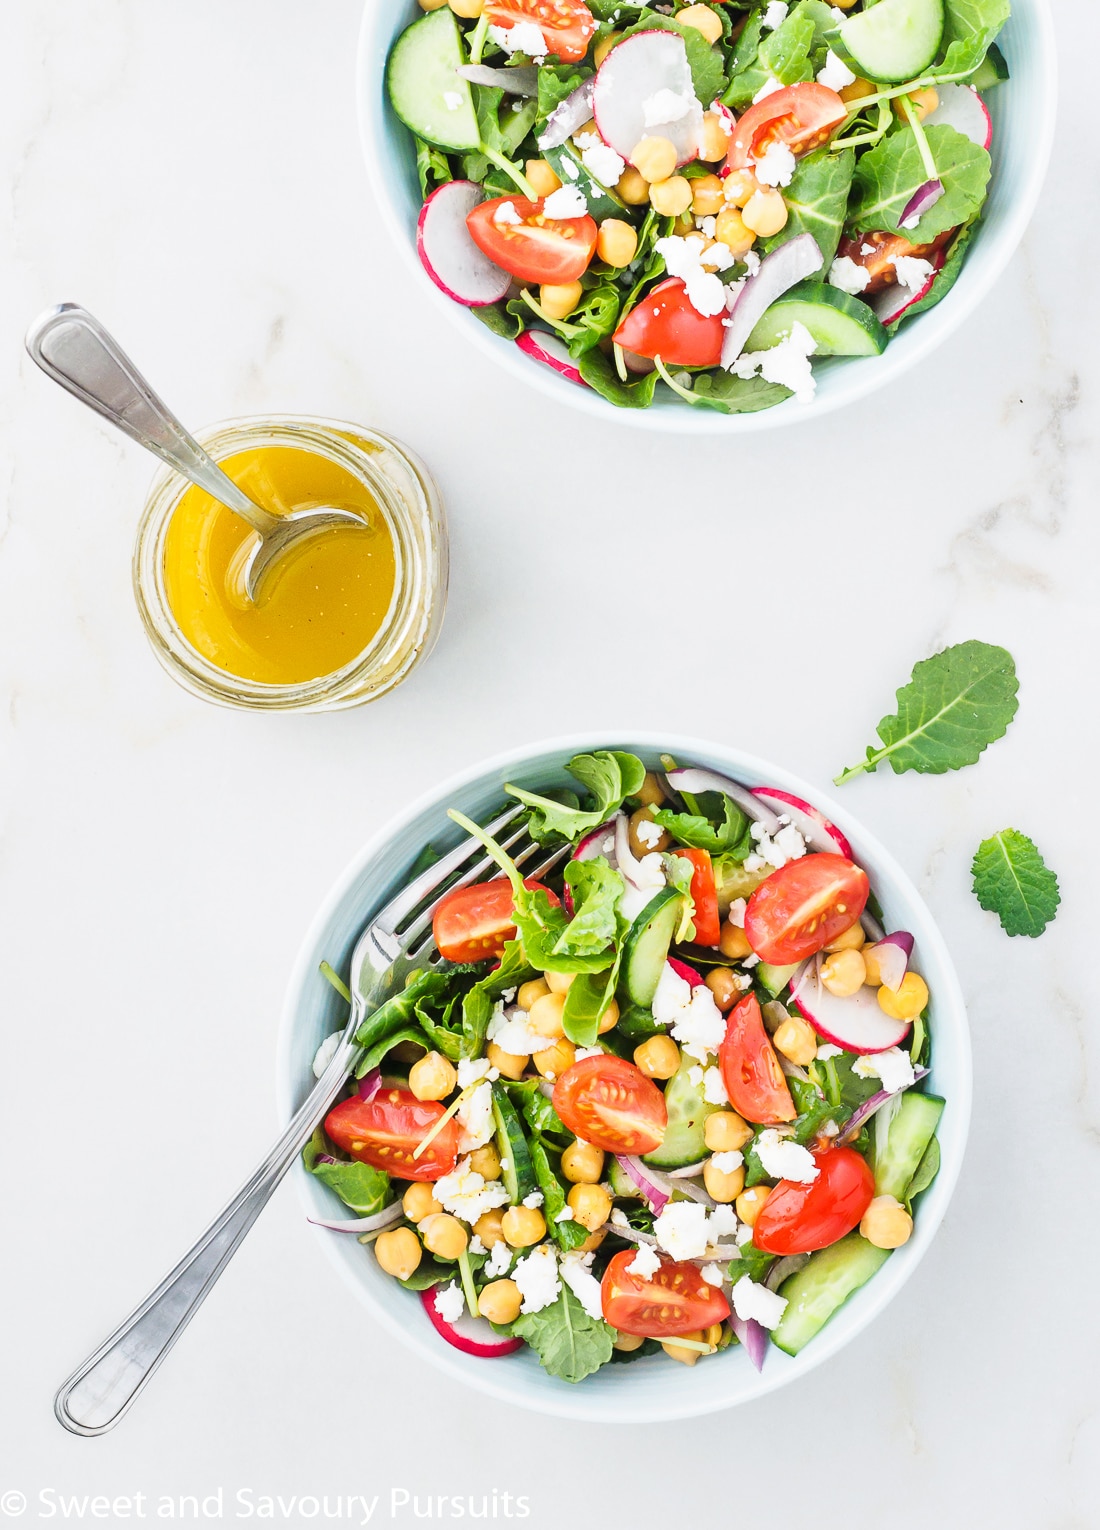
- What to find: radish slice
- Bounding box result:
[516,330,587,386]
[667,957,704,988]
[868,931,914,992]
[416,181,512,307]
[925,83,992,150]
[593,30,703,168]
[729,1312,769,1372]
[751,788,852,858]
[870,246,946,325]
[899,177,944,230]
[537,77,596,150]
[665,767,781,833]
[420,1286,523,1358]
[457,62,539,96]
[790,956,910,1053]
[721,232,824,367]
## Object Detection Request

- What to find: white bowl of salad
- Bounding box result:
[358,0,1054,428]
[278,734,970,1422]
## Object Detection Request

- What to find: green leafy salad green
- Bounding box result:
[385,0,1011,412]
[304,750,945,1382]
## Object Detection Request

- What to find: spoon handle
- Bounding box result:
[25,304,279,537]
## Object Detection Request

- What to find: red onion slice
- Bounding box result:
[870,931,914,992]
[617,1153,670,1213]
[900,177,944,230]
[307,1202,404,1235]
[729,1312,769,1372]
[836,1068,929,1145]
[665,767,781,833]
[666,1160,707,1178]
[720,232,825,368]
[358,1069,382,1101]
[537,77,596,150]
[456,63,539,95]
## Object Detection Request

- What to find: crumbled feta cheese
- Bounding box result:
[488,1002,558,1055]
[688,1064,705,1088]
[573,129,626,188]
[443,90,464,111]
[522,1190,545,1209]
[755,1128,820,1183]
[736,1220,755,1245]
[741,250,762,277]
[574,1046,604,1062]
[433,1157,510,1224]
[635,817,664,849]
[457,1057,492,1089]
[816,1043,844,1060]
[560,1250,604,1318]
[559,155,581,180]
[500,1158,511,1172]
[542,183,589,219]
[853,1046,916,1094]
[489,20,548,57]
[311,1032,341,1079]
[610,1207,631,1229]
[890,254,936,291]
[700,1262,725,1287]
[727,897,747,928]
[486,1240,514,1277]
[627,1242,662,1277]
[730,320,818,404]
[861,242,876,256]
[711,1150,744,1174]
[742,954,760,969]
[434,1282,466,1324]
[456,1080,496,1152]
[654,1201,710,1261]
[652,961,726,1060]
[619,852,667,922]
[500,988,517,1004]
[703,1066,730,1105]
[555,1206,577,1224]
[655,233,729,318]
[753,75,786,104]
[469,1235,487,1256]
[746,817,808,870]
[828,255,872,295]
[707,1203,738,1241]
[816,48,857,91]
[512,1243,561,1313]
[761,0,789,29]
[753,140,796,188]
[644,87,697,126]
[830,4,848,21]
[731,1275,788,1329]
[493,201,522,226]
[698,213,718,239]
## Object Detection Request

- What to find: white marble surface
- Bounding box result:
[1,1,1096,1525]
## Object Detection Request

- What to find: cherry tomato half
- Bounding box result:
[432,877,559,964]
[553,1055,667,1155]
[466,195,598,285]
[744,853,869,965]
[718,992,795,1125]
[725,83,847,172]
[675,848,721,947]
[753,1147,875,1254]
[835,228,954,295]
[612,278,726,368]
[601,1249,730,1337]
[324,1087,461,1182]
[485,0,596,64]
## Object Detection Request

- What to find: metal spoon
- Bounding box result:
[25,304,368,603]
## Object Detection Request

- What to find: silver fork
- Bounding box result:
[54,806,568,1436]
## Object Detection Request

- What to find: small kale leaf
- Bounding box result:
[850,124,990,242]
[510,1284,616,1382]
[971,829,1061,937]
[506,750,646,840]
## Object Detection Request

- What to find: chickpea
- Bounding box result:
[735,1184,770,1227]
[525,158,562,198]
[723,168,758,207]
[478,1278,523,1324]
[618,169,652,206]
[487,1042,527,1081]
[860,1194,914,1249]
[628,806,670,858]
[374,1227,423,1280]
[527,990,567,1040]
[774,1015,818,1067]
[409,1050,457,1102]
[673,210,696,236]
[517,977,550,1011]
[545,969,576,994]
[578,1227,607,1254]
[448,0,484,15]
[539,281,584,320]
[474,1208,506,1248]
[840,75,875,100]
[593,30,620,67]
[719,919,753,960]
[568,1181,612,1231]
[649,175,693,217]
[662,1329,703,1365]
[468,1143,502,1181]
[832,0,858,8]
[820,948,867,998]
[533,1037,575,1080]
[741,188,788,237]
[597,217,639,267]
[704,1322,724,1346]
[598,998,622,1035]
[705,966,743,1013]
[419,1213,468,1261]
[634,1034,680,1079]
[698,111,732,163]
[677,3,723,43]
[877,971,929,1022]
[705,1110,753,1153]
[635,771,666,808]
[691,173,725,217]
[894,86,939,121]
[562,1139,605,1184]
[418,0,448,8]
[402,1182,442,1223]
[613,1329,646,1352]
[630,135,678,183]
[501,1204,546,1249]
[824,921,866,952]
[704,1157,745,1203]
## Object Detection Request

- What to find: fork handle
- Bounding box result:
[54,1034,362,1436]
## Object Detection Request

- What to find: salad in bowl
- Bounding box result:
[301,749,951,1390]
[382,0,1014,416]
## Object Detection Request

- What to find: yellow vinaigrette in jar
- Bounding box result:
[163,444,397,685]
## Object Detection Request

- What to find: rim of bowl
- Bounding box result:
[276,732,972,1422]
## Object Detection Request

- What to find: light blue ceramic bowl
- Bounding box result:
[277,733,971,1422]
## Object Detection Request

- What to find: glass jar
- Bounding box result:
[133,415,447,712]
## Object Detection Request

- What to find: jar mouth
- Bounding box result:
[133,415,446,711]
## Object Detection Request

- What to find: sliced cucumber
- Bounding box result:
[542,141,630,222]
[608,1157,643,1198]
[621,887,683,1008]
[873,1091,945,1200]
[715,860,772,910]
[837,0,944,83]
[771,1232,891,1356]
[746,282,888,357]
[492,1084,536,1204]
[756,960,801,997]
[386,8,482,152]
[642,1057,717,1170]
[970,42,1008,90]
